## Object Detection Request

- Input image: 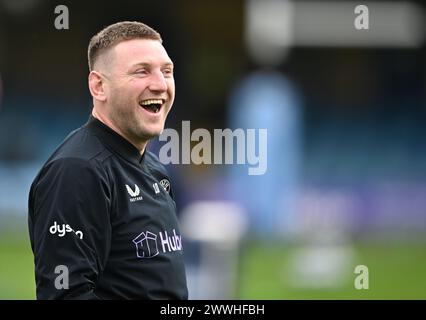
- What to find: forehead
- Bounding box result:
[111,39,172,69]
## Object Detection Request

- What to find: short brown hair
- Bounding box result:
[88,21,162,71]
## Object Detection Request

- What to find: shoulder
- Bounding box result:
[44,156,103,176]
[48,125,112,164]
[33,156,109,194]
[33,126,112,189]
[29,155,112,210]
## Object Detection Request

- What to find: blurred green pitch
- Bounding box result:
[1,234,426,299]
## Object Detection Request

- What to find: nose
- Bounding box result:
[148,70,168,93]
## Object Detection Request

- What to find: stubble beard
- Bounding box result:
[109,94,154,147]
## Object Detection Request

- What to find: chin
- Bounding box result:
[139,127,164,140]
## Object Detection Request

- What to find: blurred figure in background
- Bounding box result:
[227,0,302,238]
[228,71,302,237]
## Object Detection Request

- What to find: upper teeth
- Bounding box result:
[141,99,163,105]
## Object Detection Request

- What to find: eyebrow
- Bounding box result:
[130,62,174,69]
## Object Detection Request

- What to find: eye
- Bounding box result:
[162,68,174,77]
[134,69,148,76]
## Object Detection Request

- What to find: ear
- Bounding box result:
[88,71,107,102]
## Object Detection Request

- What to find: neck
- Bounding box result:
[92,108,147,155]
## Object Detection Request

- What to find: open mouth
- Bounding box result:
[139,99,164,114]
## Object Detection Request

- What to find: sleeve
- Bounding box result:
[28,157,112,300]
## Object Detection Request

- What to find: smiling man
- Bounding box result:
[28,21,188,299]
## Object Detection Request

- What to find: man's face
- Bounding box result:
[101,39,175,144]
